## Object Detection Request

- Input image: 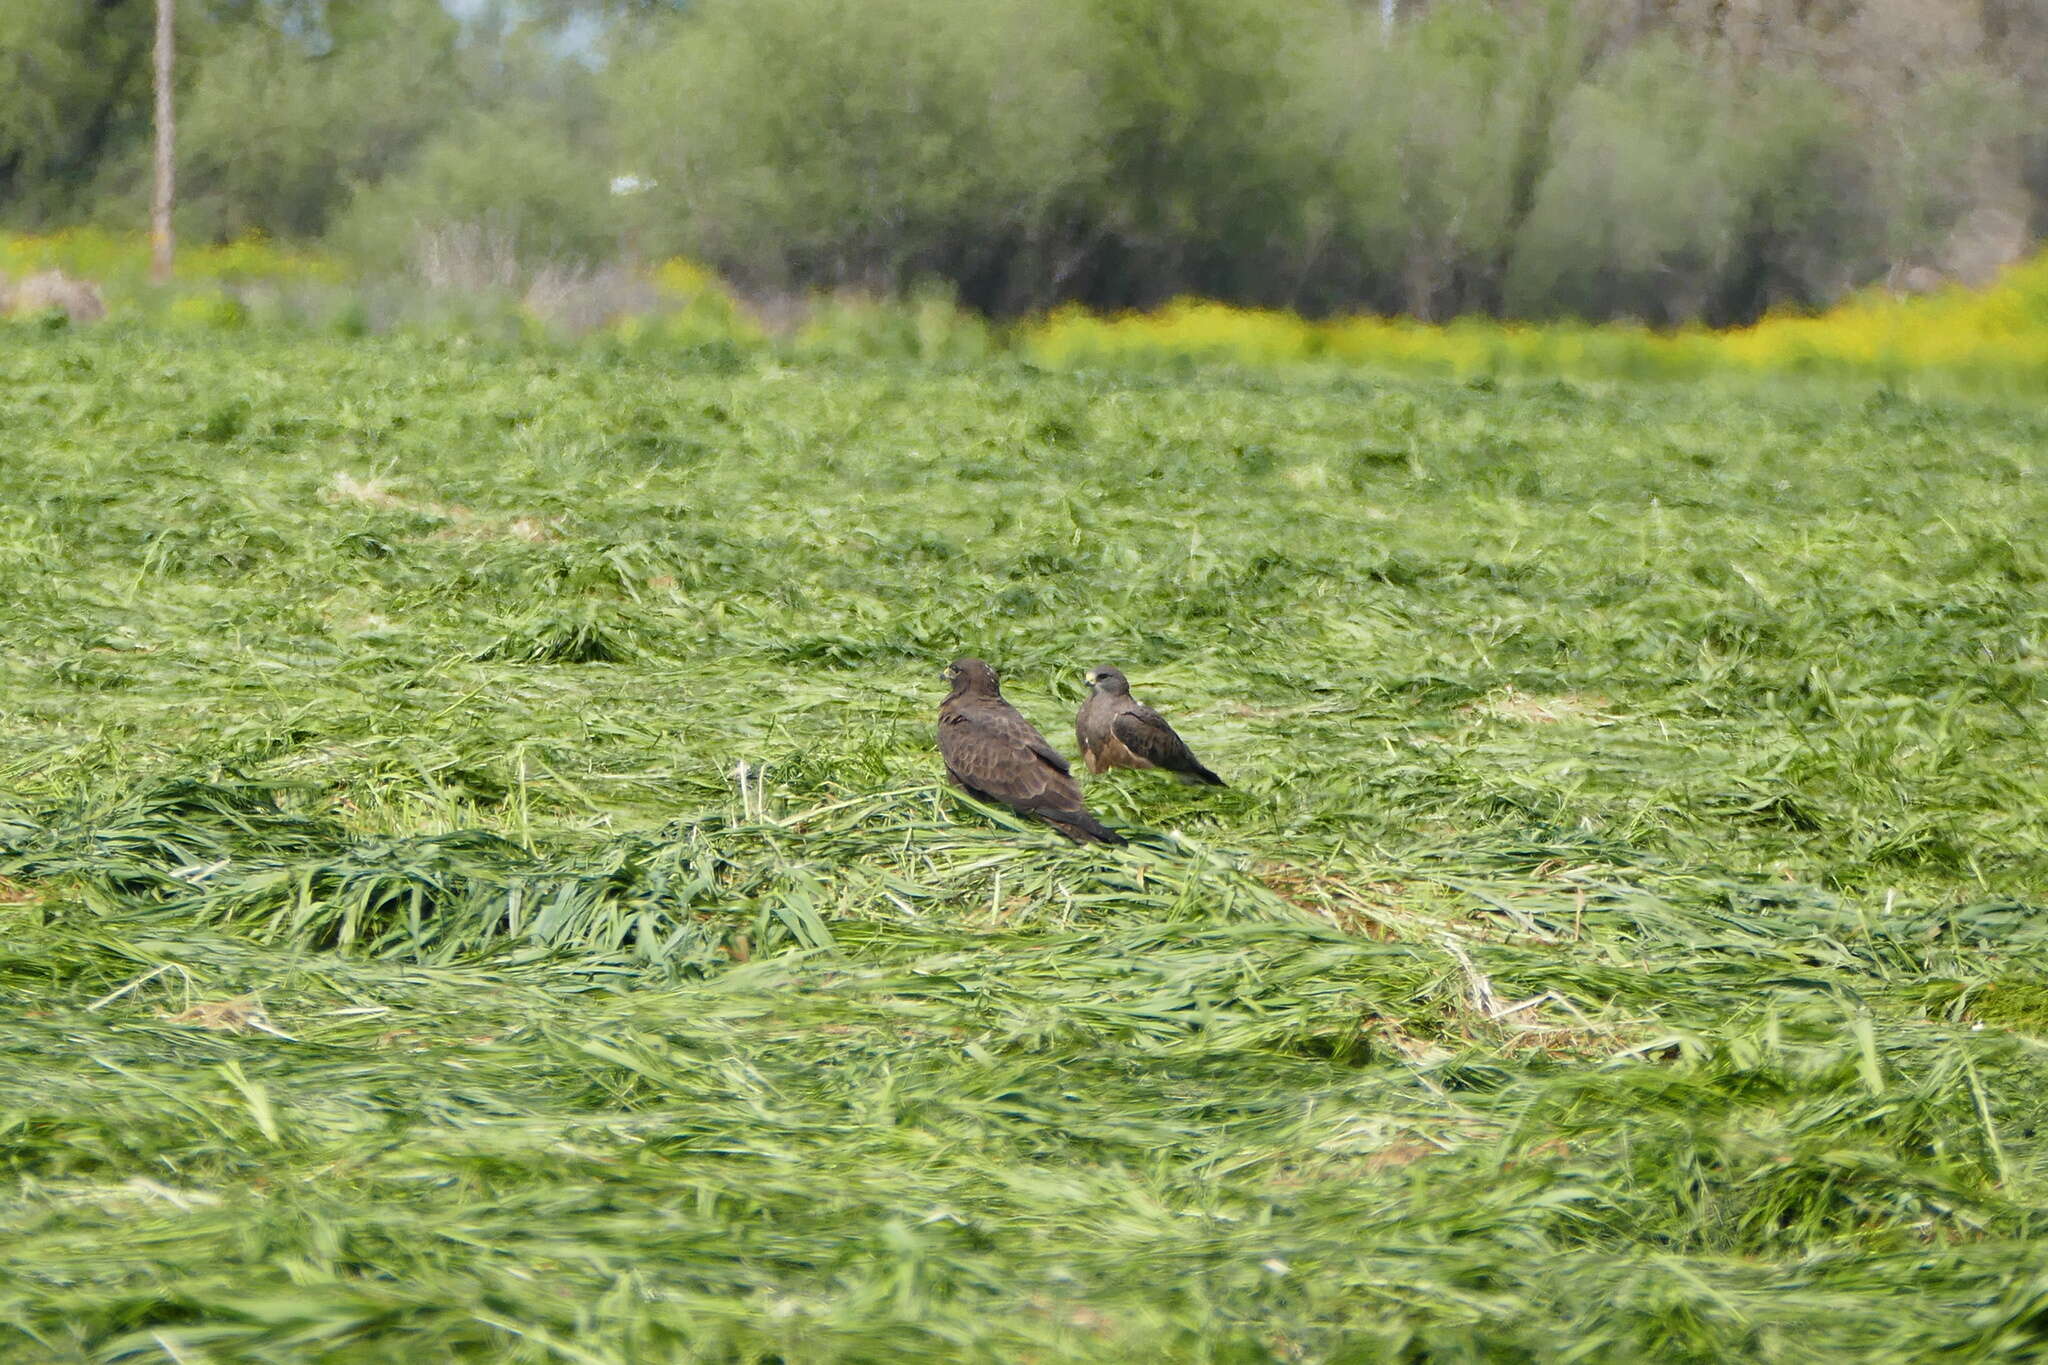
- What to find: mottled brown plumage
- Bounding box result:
[1076,666,1225,786]
[937,658,1124,845]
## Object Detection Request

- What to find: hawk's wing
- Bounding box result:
[1110,704,1198,769]
[941,700,1080,816]
[1112,702,1226,785]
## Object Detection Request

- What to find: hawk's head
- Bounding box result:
[1084,666,1131,696]
[944,657,1001,696]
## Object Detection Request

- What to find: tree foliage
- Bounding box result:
[0,0,2041,324]
[0,0,154,221]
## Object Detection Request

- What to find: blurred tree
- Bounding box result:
[0,0,153,223]
[0,0,2040,322]
[151,0,173,282]
[1058,0,1303,309]
[333,101,615,269]
[610,0,1103,310]
[170,0,460,240]
[1508,39,1750,323]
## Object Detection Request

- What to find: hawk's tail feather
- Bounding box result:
[1045,811,1127,846]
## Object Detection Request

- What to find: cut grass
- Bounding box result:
[4,328,2048,1360]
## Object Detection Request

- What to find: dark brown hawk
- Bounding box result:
[1076,666,1225,786]
[937,658,1124,845]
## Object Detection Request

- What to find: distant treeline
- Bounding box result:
[3,0,2043,325]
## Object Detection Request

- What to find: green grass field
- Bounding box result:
[5,325,2048,1362]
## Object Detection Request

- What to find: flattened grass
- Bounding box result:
[4,329,2048,1360]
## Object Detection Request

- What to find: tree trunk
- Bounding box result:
[151,0,174,284]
